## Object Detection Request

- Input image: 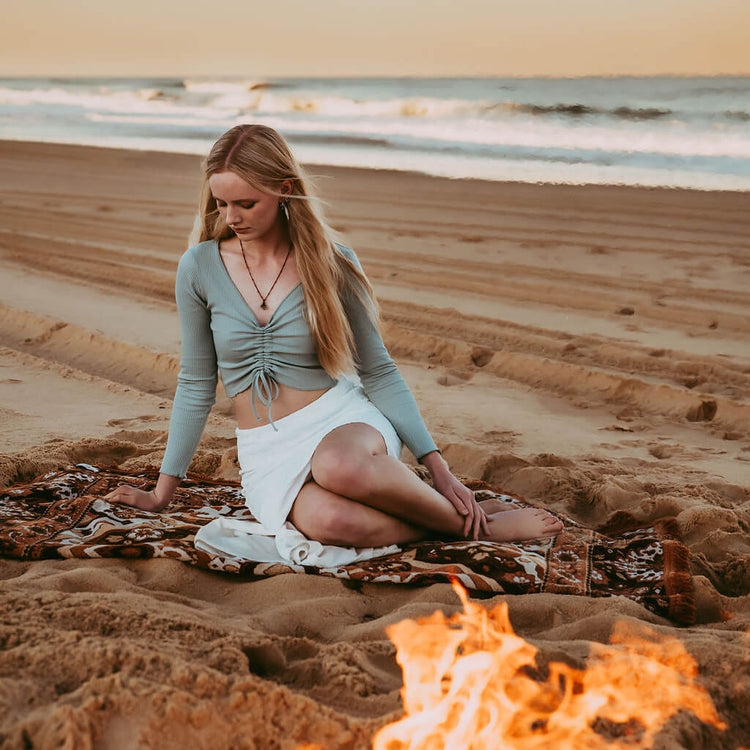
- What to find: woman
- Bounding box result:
[105,124,562,561]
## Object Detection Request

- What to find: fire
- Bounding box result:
[373,583,725,750]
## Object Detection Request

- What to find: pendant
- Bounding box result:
[260,301,267,309]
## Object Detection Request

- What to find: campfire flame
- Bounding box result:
[373,582,725,750]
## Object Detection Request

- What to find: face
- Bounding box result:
[209,171,286,242]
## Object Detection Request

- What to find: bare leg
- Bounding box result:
[290,481,429,548]
[310,423,473,537]
[291,481,563,547]
[289,423,562,545]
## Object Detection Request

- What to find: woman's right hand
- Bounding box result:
[104,485,171,512]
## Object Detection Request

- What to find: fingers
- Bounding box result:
[454,485,481,540]
[436,474,488,540]
[463,493,478,540]
[448,487,471,537]
[443,489,469,517]
[465,492,487,540]
[471,499,489,541]
[103,484,144,508]
[465,490,482,541]
[103,485,128,502]
[471,504,482,540]
[480,508,490,536]
[473,505,487,539]
[104,488,133,506]
[439,487,473,537]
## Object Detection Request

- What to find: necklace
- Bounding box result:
[238,239,292,310]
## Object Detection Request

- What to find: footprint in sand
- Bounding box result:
[648,444,682,460]
[107,415,160,428]
[243,638,319,685]
[437,369,473,387]
[243,638,400,696]
[470,347,494,368]
[600,424,634,433]
[108,428,166,445]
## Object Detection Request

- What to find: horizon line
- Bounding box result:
[2,71,750,80]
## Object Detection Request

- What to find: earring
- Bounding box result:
[280,199,290,222]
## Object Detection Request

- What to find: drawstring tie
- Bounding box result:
[250,368,280,430]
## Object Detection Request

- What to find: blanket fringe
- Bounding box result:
[596,512,683,543]
[663,540,695,626]
[595,510,650,536]
[654,517,682,541]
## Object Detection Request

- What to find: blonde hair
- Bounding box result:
[198,124,378,378]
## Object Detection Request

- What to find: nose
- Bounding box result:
[225,204,241,225]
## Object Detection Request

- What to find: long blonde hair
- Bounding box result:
[198,124,378,378]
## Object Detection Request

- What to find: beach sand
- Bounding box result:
[0,141,748,748]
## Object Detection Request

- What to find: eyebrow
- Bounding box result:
[212,195,258,203]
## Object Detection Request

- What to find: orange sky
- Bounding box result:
[2,0,749,77]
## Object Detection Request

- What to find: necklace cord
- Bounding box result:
[238,239,292,310]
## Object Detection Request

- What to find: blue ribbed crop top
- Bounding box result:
[159,239,438,479]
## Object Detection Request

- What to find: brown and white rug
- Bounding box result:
[0,464,695,624]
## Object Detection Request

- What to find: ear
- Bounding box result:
[279,179,293,196]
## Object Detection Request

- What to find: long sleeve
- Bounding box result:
[159,250,218,479]
[339,246,438,460]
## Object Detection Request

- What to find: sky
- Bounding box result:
[2,0,749,78]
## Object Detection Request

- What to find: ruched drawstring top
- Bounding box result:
[159,240,438,479]
[249,364,280,425]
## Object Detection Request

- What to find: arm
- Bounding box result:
[339,246,487,537]
[339,253,437,461]
[158,250,218,484]
[106,249,218,511]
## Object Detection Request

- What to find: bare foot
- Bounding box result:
[482,507,563,542]
[478,497,518,514]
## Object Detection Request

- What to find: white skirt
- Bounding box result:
[194,378,402,567]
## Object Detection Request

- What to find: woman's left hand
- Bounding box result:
[421,452,489,540]
[433,472,489,540]
[103,484,171,512]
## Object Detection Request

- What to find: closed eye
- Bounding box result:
[215,200,256,209]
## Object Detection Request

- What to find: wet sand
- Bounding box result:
[0,141,748,748]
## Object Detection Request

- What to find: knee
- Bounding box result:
[312,448,375,499]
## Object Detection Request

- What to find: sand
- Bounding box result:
[0,141,748,749]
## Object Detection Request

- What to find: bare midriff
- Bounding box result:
[231,382,332,429]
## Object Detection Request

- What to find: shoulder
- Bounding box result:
[333,242,363,272]
[179,239,216,271]
[176,239,216,297]
[333,243,377,317]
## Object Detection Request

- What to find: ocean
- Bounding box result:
[1,75,749,190]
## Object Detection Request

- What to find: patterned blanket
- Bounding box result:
[0,464,695,624]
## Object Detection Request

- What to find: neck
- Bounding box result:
[236,227,289,262]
